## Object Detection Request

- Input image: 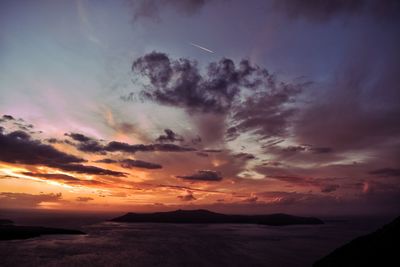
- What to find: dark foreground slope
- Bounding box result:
[0,219,85,240]
[111,209,323,226]
[314,216,400,267]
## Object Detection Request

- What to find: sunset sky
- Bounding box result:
[0,0,399,215]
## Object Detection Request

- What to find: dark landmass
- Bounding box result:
[314,216,400,267]
[0,219,85,240]
[111,209,324,226]
[0,219,14,226]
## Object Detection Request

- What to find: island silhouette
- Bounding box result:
[111,209,324,226]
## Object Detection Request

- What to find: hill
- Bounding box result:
[313,216,400,267]
[111,209,324,226]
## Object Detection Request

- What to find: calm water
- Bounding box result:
[0,214,394,267]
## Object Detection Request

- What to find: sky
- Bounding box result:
[0,0,399,216]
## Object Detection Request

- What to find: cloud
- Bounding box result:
[0,128,128,177]
[0,192,62,208]
[369,168,400,177]
[21,172,80,182]
[95,158,118,164]
[65,132,105,154]
[96,158,162,169]
[234,152,256,160]
[177,191,196,201]
[76,196,94,202]
[294,54,400,157]
[120,159,162,169]
[0,130,84,166]
[177,170,222,181]
[257,191,333,205]
[202,149,222,153]
[0,114,15,122]
[131,52,276,114]
[65,132,195,154]
[0,115,36,133]
[50,163,126,177]
[310,147,333,154]
[20,172,110,187]
[321,184,340,193]
[156,129,184,143]
[130,52,305,140]
[105,141,195,153]
[281,145,307,153]
[273,0,400,22]
[129,0,215,22]
[229,81,302,139]
[66,132,93,143]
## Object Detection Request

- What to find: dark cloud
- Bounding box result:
[132,52,276,114]
[65,132,105,154]
[129,52,307,142]
[120,159,162,169]
[225,126,238,141]
[65,131,195,154]
[129,0,215,22]
[105,141,152,153]
[156,129,184,143]
[0,130,84,166]
[177,170,222,181]
[105,141,195,153]
[310,147,333,154]
[21,172,80,182]
[97,158,162,169]
[234,152,256,160]
[177,191,196,201]
[0,114,15,122]
[0,128,128,177]
[50,163,126,177]
[46,138,63,144]
[66,132,92,143]
[321,184,340,193]
[0,192,62,208]
[369,168,400,177]
[274,0,400,22]
[95,158,118,164]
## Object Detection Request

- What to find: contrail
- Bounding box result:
[189,42,214,53]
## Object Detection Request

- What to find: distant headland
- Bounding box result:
[111,209,324,226]
[0,219,85,240]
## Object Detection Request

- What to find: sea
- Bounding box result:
[0,210,395,267]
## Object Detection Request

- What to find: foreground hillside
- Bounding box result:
[314,216,400,267]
